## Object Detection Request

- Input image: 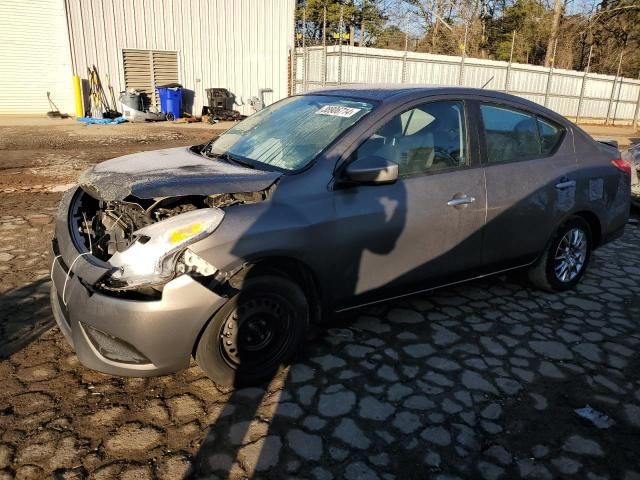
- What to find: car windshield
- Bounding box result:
[208,95,375,172]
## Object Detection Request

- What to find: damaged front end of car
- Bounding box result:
[58,146,281,297]
[66,186,274,297]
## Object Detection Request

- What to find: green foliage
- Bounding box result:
[489,0,551,64]
[296,0,640,76]
[296,0,386,45]
[373,25,407,50]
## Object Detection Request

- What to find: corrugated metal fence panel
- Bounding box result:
[0,0,75,114]
[66,0,294,116]
[295,45,640,122]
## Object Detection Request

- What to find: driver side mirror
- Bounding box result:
[341,155,399,185]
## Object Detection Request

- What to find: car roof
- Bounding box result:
[301,84,565,123]
[301,84,459,102]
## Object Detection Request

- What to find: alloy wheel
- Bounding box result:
[553,227,588,283]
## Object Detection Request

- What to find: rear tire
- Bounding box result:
[528,216,592,292]
[195,274,309,387]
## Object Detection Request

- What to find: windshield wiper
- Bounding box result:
[211,152,257,170]
[200,144,261,170]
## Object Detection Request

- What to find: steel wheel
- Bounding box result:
[219,297,290,369]
[195,274,309,387]
[553,227,588,283]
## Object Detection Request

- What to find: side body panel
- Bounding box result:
[330,169,486,307]
[475,100,579,269]
[572,127,630,244]
[193,93,490,310]
[328,95,487,307]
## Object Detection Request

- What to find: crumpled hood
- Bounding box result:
[78,146,281,200]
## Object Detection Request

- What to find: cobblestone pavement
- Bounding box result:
[1,124,640,480]
[1,213,638,480]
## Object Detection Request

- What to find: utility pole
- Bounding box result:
[302,7,307,92]
[360,0,366,47]
[504,31,516,92]
[322,5,327,87]
[576,45,593,124]
[544,38,558,107]
[338,4,344,85]
[458,24,468,86]
[606,50,624,125]
[545,0,563,68]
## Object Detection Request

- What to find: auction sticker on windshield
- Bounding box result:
[315,105,362,117]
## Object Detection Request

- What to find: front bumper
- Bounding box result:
[49,243,228,377]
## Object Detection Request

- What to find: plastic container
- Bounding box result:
[157,86,183,120]
[119,91,144,111]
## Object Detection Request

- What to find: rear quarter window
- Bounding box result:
[538,117,564,155]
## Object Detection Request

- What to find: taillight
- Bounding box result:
[611,158,631,176]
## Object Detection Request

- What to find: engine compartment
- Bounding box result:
[69,187,273,262]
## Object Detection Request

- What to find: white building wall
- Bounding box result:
[0,0,75,114]
[65,0,295,116]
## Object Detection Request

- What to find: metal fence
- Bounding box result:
[292,45,640,126]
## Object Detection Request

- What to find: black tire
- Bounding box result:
[528,216,593,292]
[195,274,309,387]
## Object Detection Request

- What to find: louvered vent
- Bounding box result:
[122,49,178,109]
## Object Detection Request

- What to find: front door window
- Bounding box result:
[353,101,467,177]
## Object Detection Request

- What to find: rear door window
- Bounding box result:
[480,104,541,164]
[480,104,566,163]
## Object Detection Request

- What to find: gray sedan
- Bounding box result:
[50,86,631,386]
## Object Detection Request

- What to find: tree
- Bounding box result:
[296,0,386,46]
[489,0,551,64]
[295,0,640,77]
[544,0,564,67]
[372,25,409,49]
[585,0,640,76]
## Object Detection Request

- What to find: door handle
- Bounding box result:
[447,195,476,208]
[555,178,576,190]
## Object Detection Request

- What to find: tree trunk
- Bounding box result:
[350,25,355,46]
[545,0,563,67]
[431,21,439,51]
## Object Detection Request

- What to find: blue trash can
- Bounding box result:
[157,86,183,120]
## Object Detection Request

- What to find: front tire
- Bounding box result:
[195,274,309,387]
[528,216,592,292]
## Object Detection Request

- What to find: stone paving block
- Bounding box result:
[1,184,639,480]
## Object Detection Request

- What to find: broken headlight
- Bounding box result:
[102,208,224,290]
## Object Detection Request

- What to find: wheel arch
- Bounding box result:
[570,210,602,248]
[531,209,601,267]
[191,254,322,359]
[234,255,323,324]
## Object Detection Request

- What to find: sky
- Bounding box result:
[380,0,603,34]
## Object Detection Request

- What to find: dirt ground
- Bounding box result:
[579,124,639,150]
[0,119,639,480]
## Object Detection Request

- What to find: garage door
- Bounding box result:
[122,49,179,110]
[0,0,74,114]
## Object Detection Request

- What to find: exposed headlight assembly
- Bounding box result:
[103,208,224,290]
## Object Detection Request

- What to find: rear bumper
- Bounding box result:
[50,245,228,377]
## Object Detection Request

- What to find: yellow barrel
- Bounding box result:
[73,75,83,117]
